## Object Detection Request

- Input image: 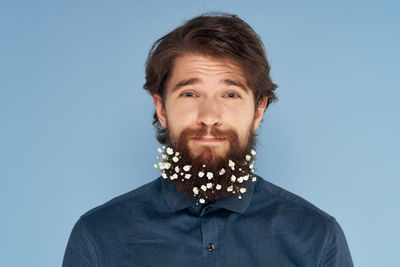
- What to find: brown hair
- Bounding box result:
[143,12,278,144]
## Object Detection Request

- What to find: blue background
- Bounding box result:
[1,1,399,266]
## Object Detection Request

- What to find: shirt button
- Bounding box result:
[207,243,215,252]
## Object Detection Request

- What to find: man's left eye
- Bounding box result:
[225,92,240,98]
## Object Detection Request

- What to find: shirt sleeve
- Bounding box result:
[320,217,354,267]
[62,217,99,267]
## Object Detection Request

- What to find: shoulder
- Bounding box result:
[250,175,339,241]
[79,177,163,224]
[253,175,333,221]
[250,176,353,266]
[63,178,165,266]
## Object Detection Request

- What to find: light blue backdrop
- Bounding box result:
[1,0,399,266]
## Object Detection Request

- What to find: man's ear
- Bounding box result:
[153,94,167,128]
[252,97,268,130]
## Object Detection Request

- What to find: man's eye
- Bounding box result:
[225,92,240,98]
[182,92,195,97]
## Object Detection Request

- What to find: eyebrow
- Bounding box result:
[171,78,200,93]
[222,79,249,93]
[170,78,249,93]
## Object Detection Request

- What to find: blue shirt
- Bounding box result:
[63,175,353,266]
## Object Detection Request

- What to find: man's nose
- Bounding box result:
[196,98,222,127]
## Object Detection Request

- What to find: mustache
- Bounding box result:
[181,126,236,140]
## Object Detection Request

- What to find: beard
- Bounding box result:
[156,125,257,204]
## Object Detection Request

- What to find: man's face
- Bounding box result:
[154,54,267,160]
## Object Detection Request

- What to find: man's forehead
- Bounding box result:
[172,54,245,75]
[167,54,250,90]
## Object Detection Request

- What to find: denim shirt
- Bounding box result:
[63,175,353,267]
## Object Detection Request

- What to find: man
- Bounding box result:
[63,13,353,266]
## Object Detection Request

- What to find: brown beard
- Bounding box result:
[160,126,256,203]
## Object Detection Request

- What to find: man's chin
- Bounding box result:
[188,145,228,164]
[160,127,257,203]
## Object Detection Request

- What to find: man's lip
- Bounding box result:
[191,137,226,143]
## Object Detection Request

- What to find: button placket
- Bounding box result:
[200,215,219,267]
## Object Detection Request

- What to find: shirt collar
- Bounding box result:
[160,175,256,214]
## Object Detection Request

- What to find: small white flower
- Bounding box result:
[172,156,179,162]
[245,154,251,161]
[183,165,191,172]
[229,160,235,170]
[193,187,199,195]
[166,147,174,155]
[251,149,256,156]
[175,152,180,156]
[162,154,168,159]
[252,176,257,181]
[227,185,233,192]
[231,175,236,182]
[206,182,213,189]
[157,147,163,153]
[158,163,165,170]
[170,173,178,180]
[216,184,222,190]
[164,162,171,169]
[201,185,207,191]
[198,171,204,178]
[185,174,191,179]
[153,163,158,168]
[243,175,249,181]
[237,176,244,183]
[175,166,180,173]
[219,168,226,175]
[206,172,213,179]
[199,198,205,204]
[249,163,254,169]
[238,195,242,199]
[161,172,168,179]
[240,187,247,193]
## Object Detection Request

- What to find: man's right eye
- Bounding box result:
[181,92,195,97]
